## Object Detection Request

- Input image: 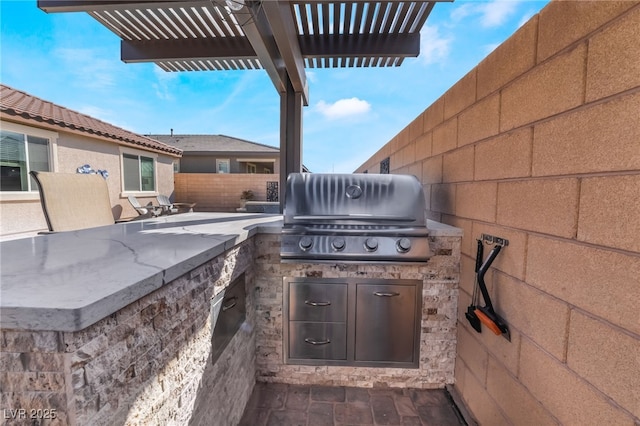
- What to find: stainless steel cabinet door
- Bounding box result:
[354,284,417,363]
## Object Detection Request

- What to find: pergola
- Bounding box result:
[38,0,448,208]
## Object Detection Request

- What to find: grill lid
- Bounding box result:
[284,173,427,227]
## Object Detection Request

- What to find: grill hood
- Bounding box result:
[283,173,427,227]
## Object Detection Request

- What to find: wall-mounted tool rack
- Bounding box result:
[481,233,509,247]
[466,234,511,342]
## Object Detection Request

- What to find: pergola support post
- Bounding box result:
[279,77,303,212]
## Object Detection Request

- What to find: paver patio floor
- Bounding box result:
[239,383,466,426]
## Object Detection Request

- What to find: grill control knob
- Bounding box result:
[299,236,314,251]
[396,237,412,253]
[331,237,346,251]
[364,238,378,252]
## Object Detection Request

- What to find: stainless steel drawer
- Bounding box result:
[289,282,347,322]
[289,322,347,360]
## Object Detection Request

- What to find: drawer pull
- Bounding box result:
[304,300,331,307]
[373,291,400,297]
[304,338,331,345]
[222,296,238,311]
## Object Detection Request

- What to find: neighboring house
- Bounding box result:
[0,84,182,238]
[150,133,310,212]
[148,133,282,174]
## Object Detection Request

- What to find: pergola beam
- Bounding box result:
[239,1,288,95]
[301,33,420,58]
[262,1,309,106]
[37,0,206,13]
[120,33,419,63]
[121,38,256,63]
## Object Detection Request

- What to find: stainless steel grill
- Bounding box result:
[281,173,432,263]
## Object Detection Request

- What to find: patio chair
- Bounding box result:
[127,195,163,218]
[156,194,196,214]
[30,171,115,232]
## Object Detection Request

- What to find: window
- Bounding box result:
[0,129,51,192]
[247,163,256,174]
[216,159,230,173]
[173,160,180,173]
[123,153,155,192]
[380,157,390,174]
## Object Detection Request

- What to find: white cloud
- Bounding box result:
[478,1,518,28]
[420,24,452,65]
[54,47,116,90]
[450,1,520,29]
[316,97,371,120]
[306,71,318,84]
[152,66,178,101]
[450,3,475,22]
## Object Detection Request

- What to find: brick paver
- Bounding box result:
[240,383,465,425]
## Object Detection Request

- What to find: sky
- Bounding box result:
[0,0,549,173]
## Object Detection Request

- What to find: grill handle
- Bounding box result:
[304,300,331,307]
[292,215,415,222]
[304,338,331,345]
[373,291,400,297]
[222,296,237,311]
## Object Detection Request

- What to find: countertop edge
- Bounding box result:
[0,215,461,332]
[0,214,283,333]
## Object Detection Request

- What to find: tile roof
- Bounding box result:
[148,134,280,154]
[0,84,182,157]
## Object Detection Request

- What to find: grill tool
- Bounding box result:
[465,239,483,333]
[474,243,511,342]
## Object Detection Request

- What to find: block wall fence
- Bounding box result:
[355,2,640,424]
[174,173,280,212]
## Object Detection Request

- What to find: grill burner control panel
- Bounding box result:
[281,234,430,262]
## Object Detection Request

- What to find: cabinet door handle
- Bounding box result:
[222,296,238,311]
[304,300,331,307]
[373,291,400,297]
[304,338,331,345]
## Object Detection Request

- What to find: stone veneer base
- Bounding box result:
[253,234,460,389]
[1,242,256,426]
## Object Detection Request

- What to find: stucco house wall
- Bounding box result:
[0,86,181,238]
[356,1,639,424]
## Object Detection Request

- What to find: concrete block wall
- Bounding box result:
[355,2,640,424]
[174,173,280,212]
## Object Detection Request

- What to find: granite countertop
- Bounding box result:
[0,213,283,332]
[0,214,460,333]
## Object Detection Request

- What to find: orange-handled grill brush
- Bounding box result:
[473,309,503,335]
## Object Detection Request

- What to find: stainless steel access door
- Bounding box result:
[354,283,418,363]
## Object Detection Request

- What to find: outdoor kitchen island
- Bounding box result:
[0,212,461,425]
